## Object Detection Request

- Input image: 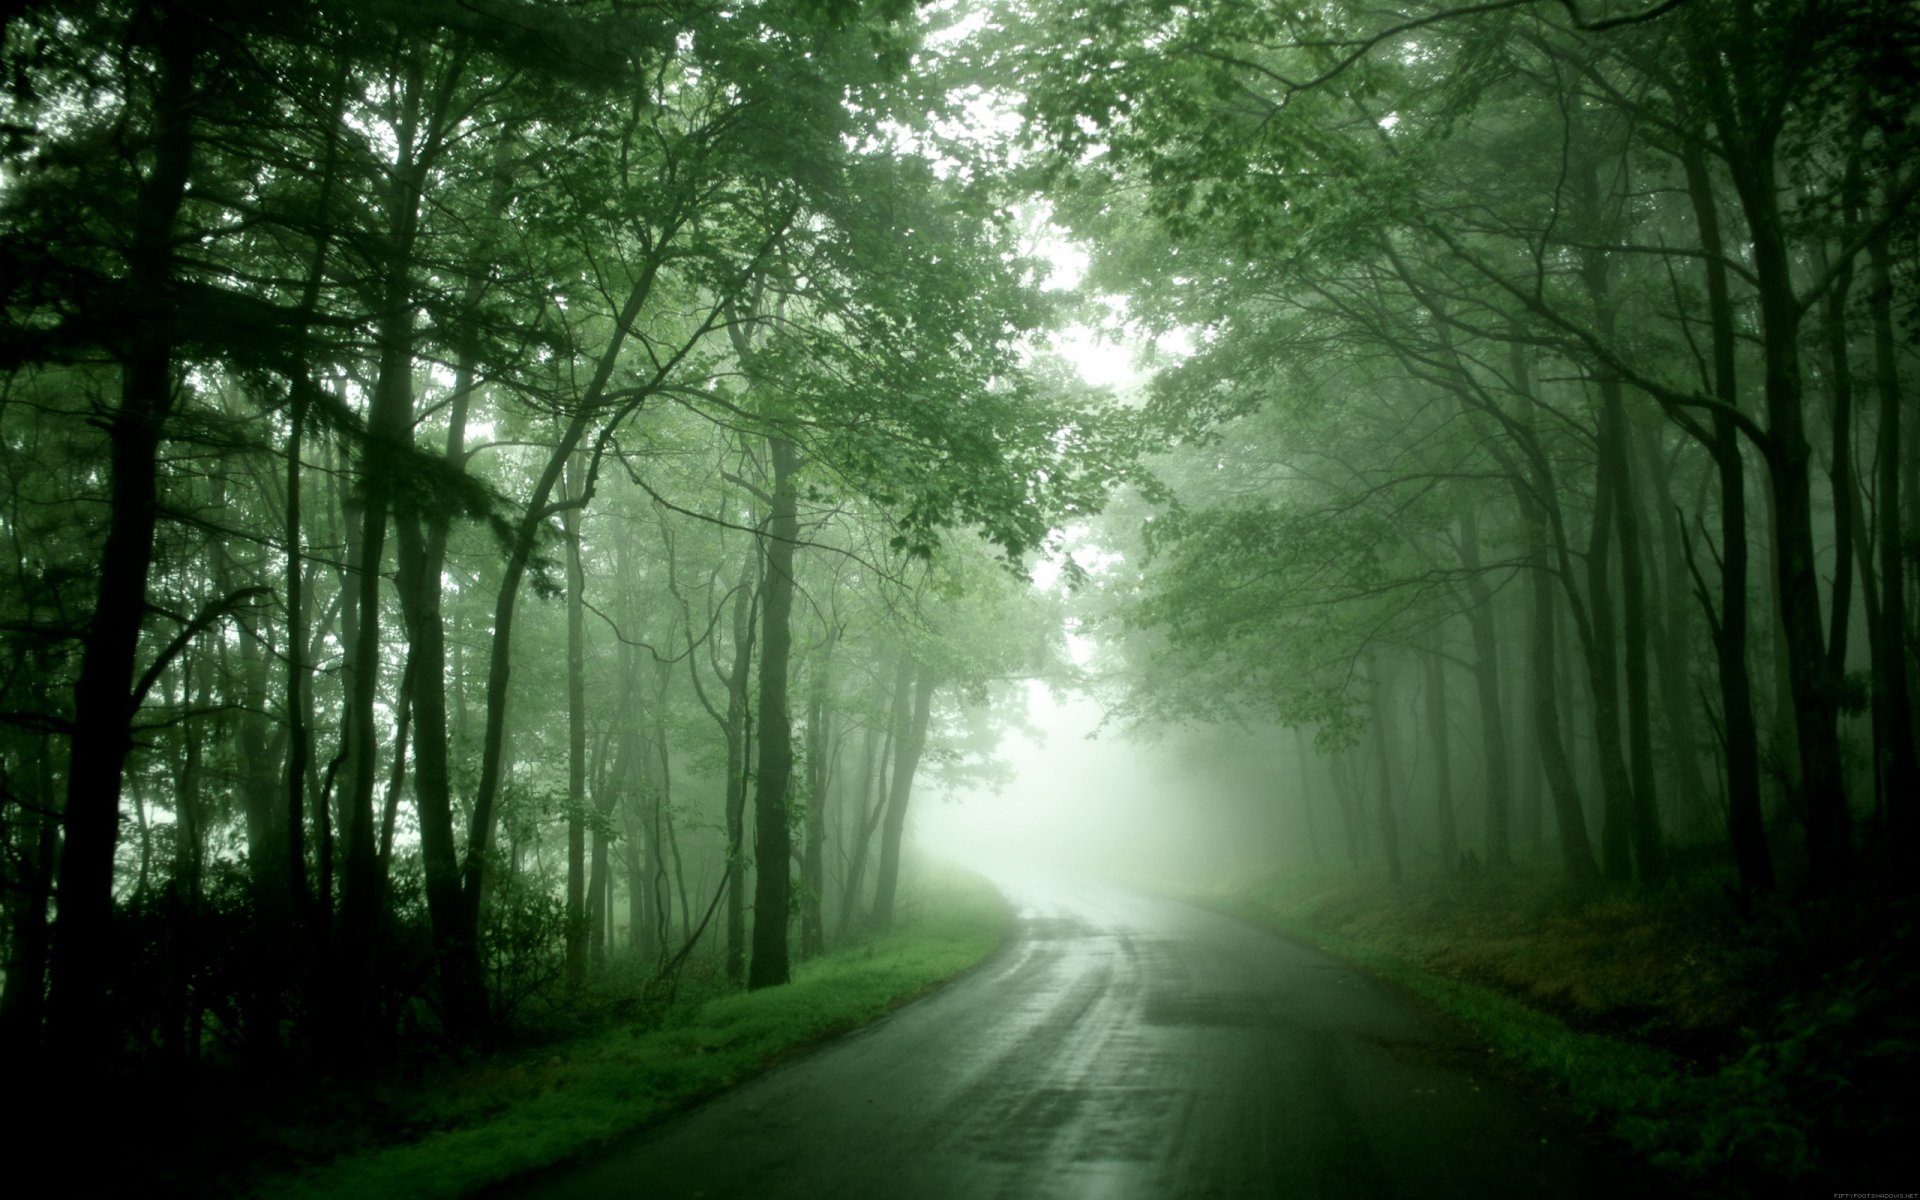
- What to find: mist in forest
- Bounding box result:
[2,0,1916,1193]
[915,682,1263,884]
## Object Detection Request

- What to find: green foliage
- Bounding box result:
[1203,867,1920,1197]
[250,859,1007,1200]
[478,856,577,1024]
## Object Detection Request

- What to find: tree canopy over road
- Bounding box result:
[1,1,1914,1194]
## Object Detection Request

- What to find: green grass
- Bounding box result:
[251,859,1007,1200]
[1182,862,1918,1197]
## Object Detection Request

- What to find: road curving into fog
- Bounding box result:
[504,870,1661,1200]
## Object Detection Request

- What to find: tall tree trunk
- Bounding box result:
[1634,418,1713,842]
[1457,509,1513,868]
[1579,230,1666,885]
[1292,726,1321,864]
[800,632,837,959]
[749,434,800,989]
[564,455,588,989]
[1583,415,1637,883]
[1680,145,1772,894]
[641,663,674,966]
[1518,487,1599,883]
[393,506,488,1036]
[389,117,515,1036]
[48,14,197,1065]
[1365,661,1403,884]
[1865,218,1916,874]
[722,559,756,986]
[458,259,686,985]
[838,701,895,943]
[589,715,630,968]
[1686,15,1854,888]
[334,54,435,1055]
[1424,648,1457,871]
[870,665,937,932]
[1328,742,1364,868]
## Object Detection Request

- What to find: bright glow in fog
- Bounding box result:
[914,680,1229,882]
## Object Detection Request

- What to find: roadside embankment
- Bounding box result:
[229,858,1008,1200]
[1182,861,1916,1198]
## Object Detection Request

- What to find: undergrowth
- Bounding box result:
[203,858,1007,1200]
[1202,860,1918,1198]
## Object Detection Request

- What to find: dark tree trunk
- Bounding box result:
[564,456,588,989]
[393,512,486,1035]
[723,560,756,986]
[749,434,800,989]
[870,666,937,931]
[1634,418,1713,843]
[0,730,58,1048]
[1457,509,1512,867]
[1866,221,1916,873]
[48,15,197,1065]
[1583,419,1636,883]
[838,701,895,943]
[641,665,674,966]
[333,55,436,1056]
[1578,227,1666,885]
[1681,145,1772,894]
[1683,13,1852,889]
[1520,493,1599,884]
[1748,190,1851,892]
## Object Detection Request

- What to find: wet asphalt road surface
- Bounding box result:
[505,869,1656,1199]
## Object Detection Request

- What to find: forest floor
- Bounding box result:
[152,858,1008,1200]
[1190,855,1918,1198]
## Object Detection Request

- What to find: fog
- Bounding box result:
[915,679,1276,886]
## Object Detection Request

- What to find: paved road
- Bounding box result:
[506,870,1657,1199]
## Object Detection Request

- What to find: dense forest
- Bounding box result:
[1037,0,1919,908]
[1,0,1915,1191]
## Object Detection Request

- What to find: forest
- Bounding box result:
[0,0,1914,1195]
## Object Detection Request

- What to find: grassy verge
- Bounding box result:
[1182,862,1916,1197]
[240,858,1006,1200]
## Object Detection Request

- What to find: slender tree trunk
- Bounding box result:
[1292,726,1321,864]
[1583,415,1637,883]
[1579,232,1666,885]
[642,666,673,965]
[334,56,435,1054]
[1635,419,1713,842]
[1865,220,1916,874]
[1519,490,1599,883]
[564,456,588,989]
[459,258,683,979]
[1328,742,1363,868]
[838,707,893,942]
[723,559,756,986]
[589,720,628,967]
[1366,661,1403,884]
[870,666,937,931]
[1458,509,1513,867]
[800,632,837,959]
[749,434,800,989]
[1695,59,1853,887]
[1424,648,1457,872]
[1679,145,1772,894]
